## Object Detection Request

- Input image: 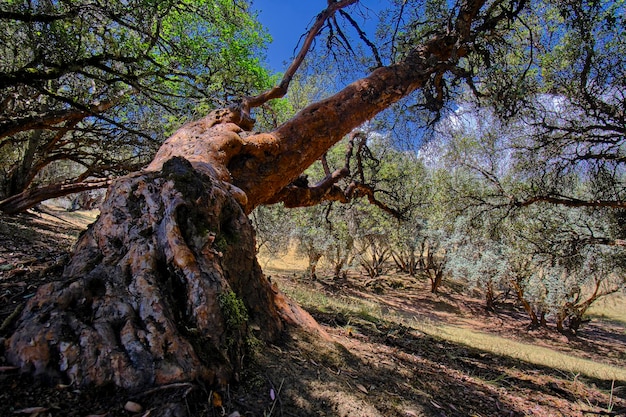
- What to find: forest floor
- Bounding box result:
[1,205,625,417]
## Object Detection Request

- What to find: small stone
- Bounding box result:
[124,401,143,413]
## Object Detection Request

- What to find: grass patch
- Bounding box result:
[588,293,626,325]
[281,282,384,322]
[423,324,626,382]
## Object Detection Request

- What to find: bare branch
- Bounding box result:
[338,9,383,67]
[345,181,405,219]
[242,0,358,111]
[0,9,78,22]
[266,167,350,208]
[515,195,626,210]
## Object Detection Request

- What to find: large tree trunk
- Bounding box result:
[6,156,318,389]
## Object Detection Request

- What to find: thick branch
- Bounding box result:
[579,237,626,247]
[148,0,488,215]
[0,91,129,139]
[515,195,626,210]
[0,179,112,215]
[231,27,474,212]
[0,55,141,90]
[266,167,350,208]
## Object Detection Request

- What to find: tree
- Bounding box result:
[437,0,626,229]
[0,0,271,213]
[291,204,332,279]
[427,0,626,322]
[4,0,528,391]
[250,203,294,256]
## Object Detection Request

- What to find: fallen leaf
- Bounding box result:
[356,384,368,394]
[124,401,142,413]
[227,412,241,417]
[212,392,222,408]
[270,388,275,401]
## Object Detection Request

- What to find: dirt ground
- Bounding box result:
[1,206,625,417]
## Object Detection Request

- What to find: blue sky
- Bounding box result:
[252,1,383,72]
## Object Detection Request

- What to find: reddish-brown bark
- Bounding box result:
[147,31,468,215]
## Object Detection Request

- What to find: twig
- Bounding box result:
[0,302,24,332]
[266,377,285,417]
[131,382,195,398]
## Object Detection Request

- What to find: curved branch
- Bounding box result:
[338,9,383,67]
[0,89,131,139]
[242,0,358,111]
[391,0,408,60]
[0,54,141,90]
[0,10,78,22]
[345,181,405,219]
[267,167,350,208]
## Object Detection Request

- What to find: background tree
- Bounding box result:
[444,0,626,221]
[250,203,294,257]
[0,0,271,213]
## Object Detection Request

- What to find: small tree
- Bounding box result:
[546,246,626,334]
[291,204,332,279]
[250,204,294,256]
[446,229,509,309]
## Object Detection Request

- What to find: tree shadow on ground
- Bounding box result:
[239,305,625,417]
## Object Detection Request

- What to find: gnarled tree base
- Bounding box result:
[5,157,320,389]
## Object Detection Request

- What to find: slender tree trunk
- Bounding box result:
[510,279,540,327]
[1,130,41,200]
[307,251,323,280]
[485,281,496,312]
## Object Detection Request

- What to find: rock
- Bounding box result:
[124,401,142,413]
